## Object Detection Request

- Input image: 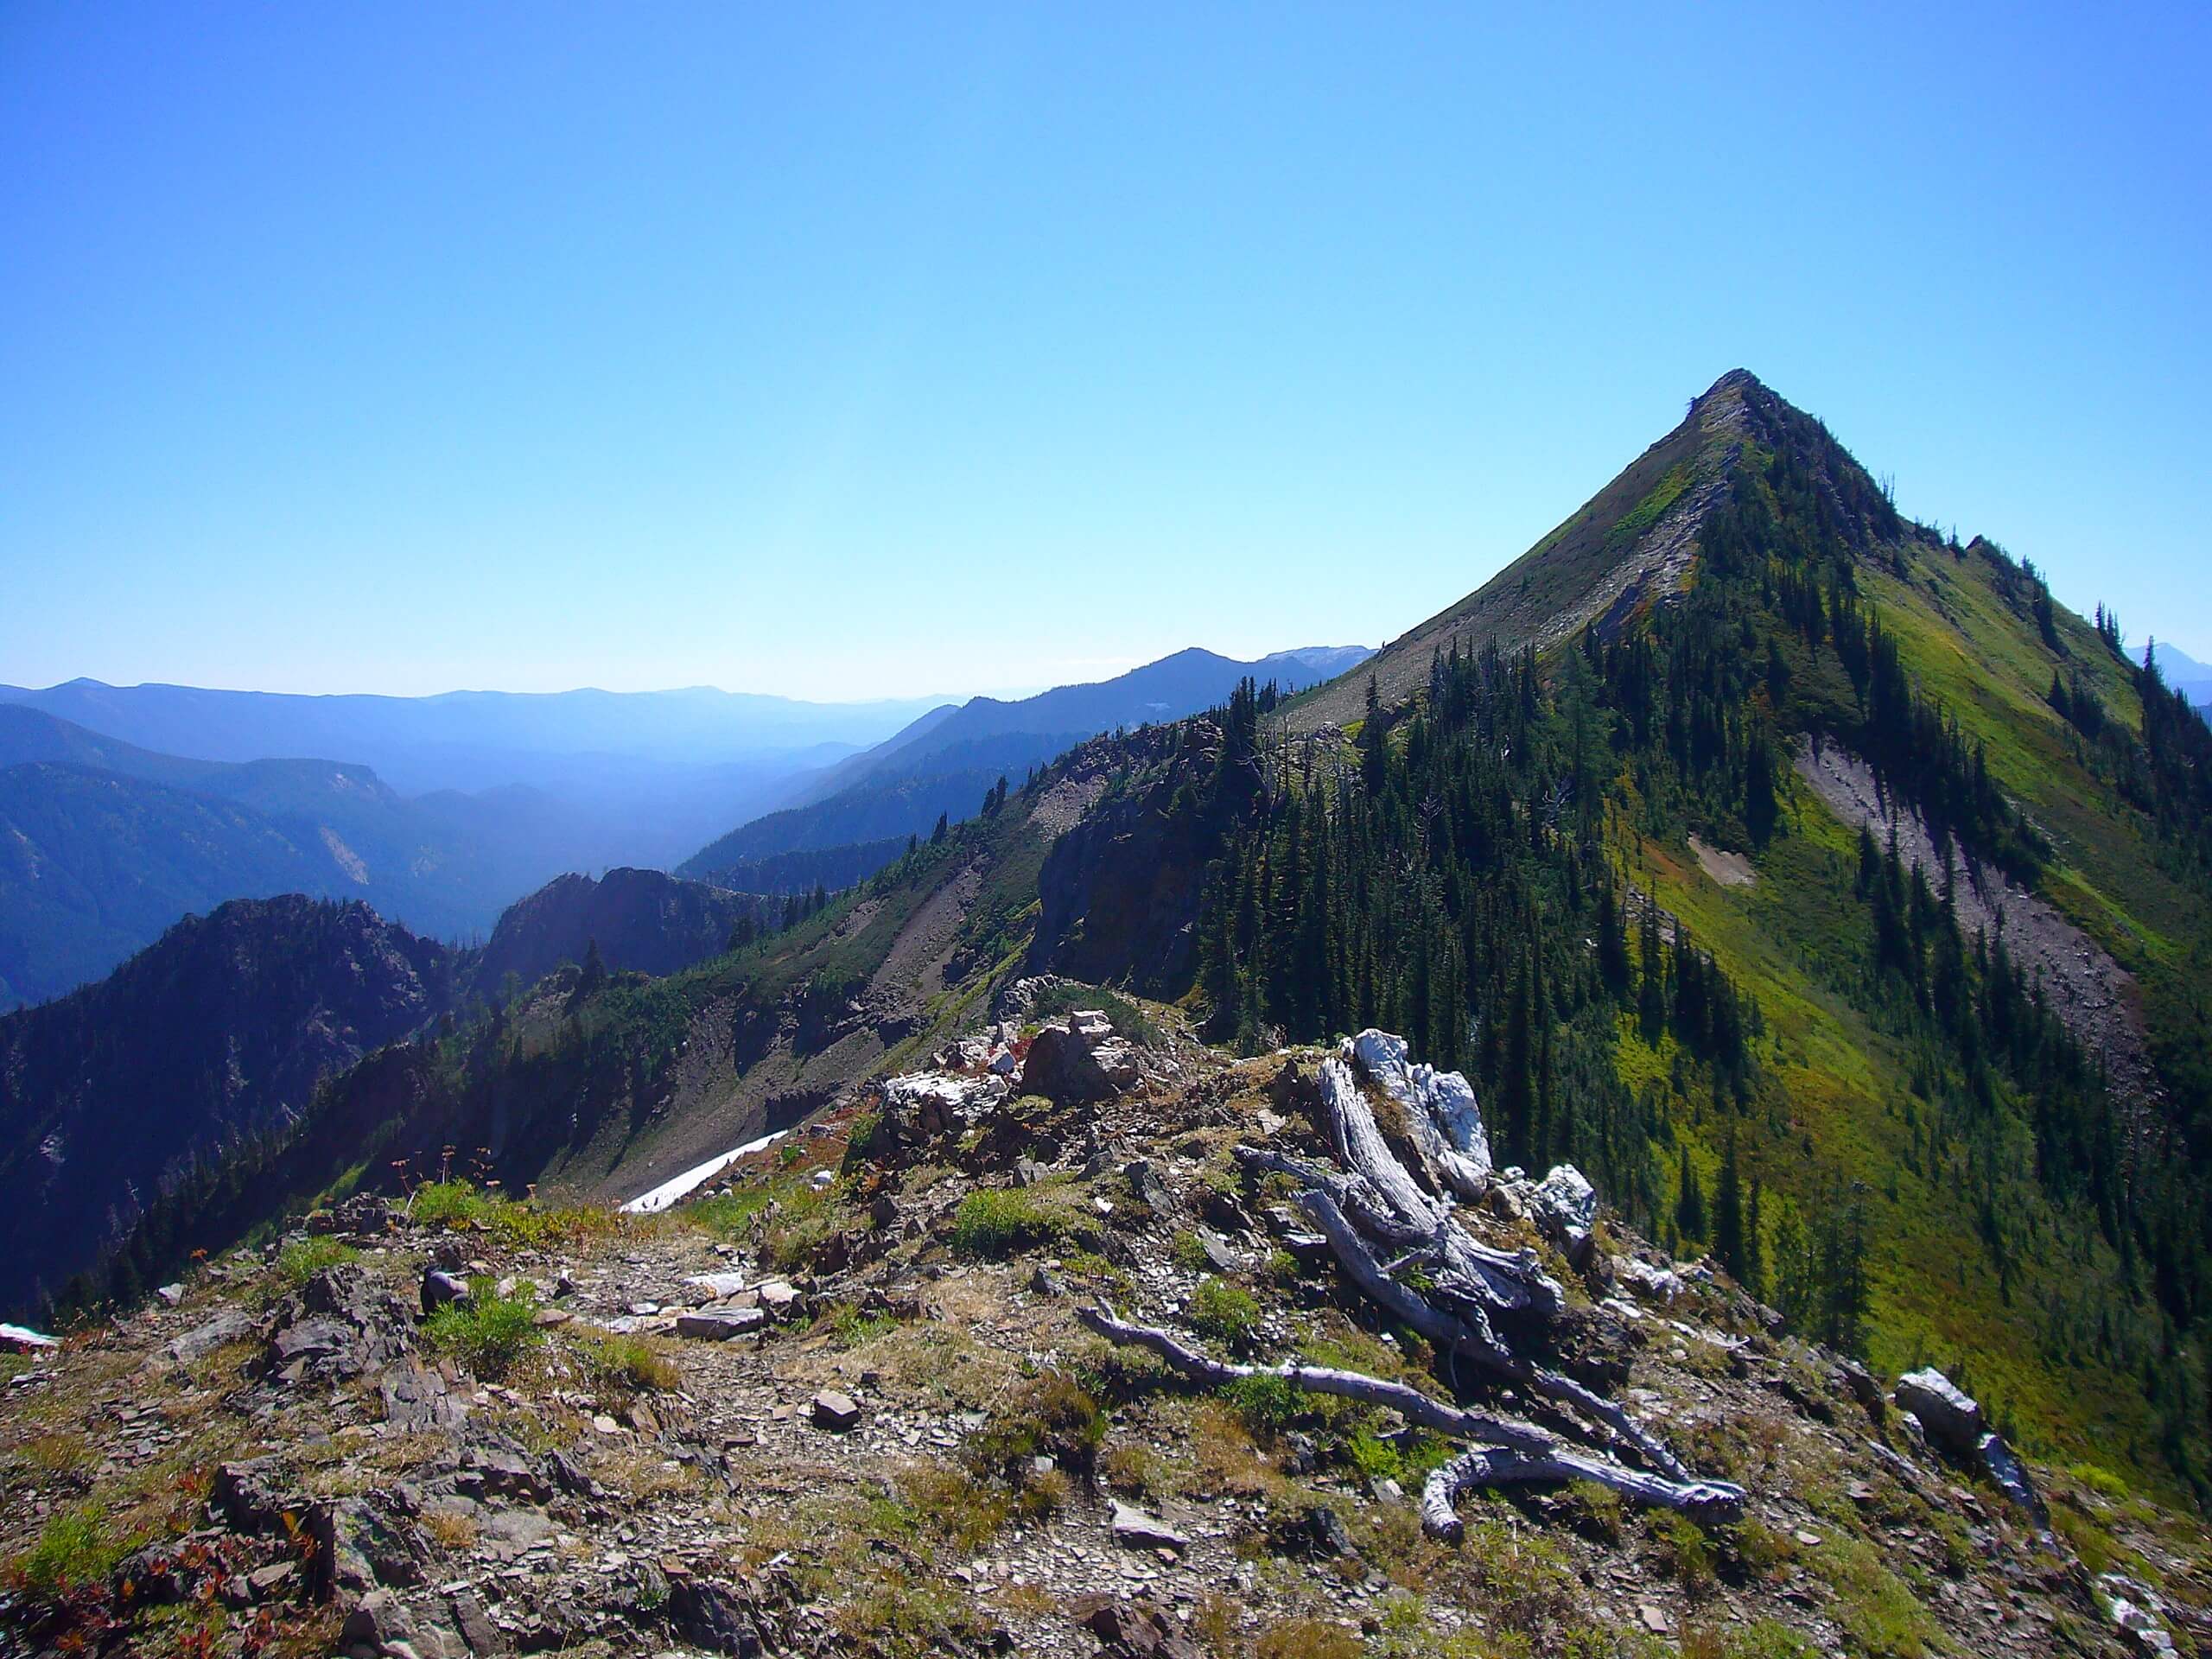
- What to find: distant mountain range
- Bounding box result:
[0,679,942,793]
[681,645,1370,878]
[0,704,601,1007]
[0,679,944,881]
[0,647,1368,1010]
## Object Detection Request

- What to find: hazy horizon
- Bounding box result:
[0,635,1379,708]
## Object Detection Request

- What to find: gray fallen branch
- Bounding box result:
[1319,1055,1451,1230]
[1313,1059,1567,1316]
[1073,1304,1553,1454]
[1420,1446,1745,1541]
[1074,1306,1744,1536]
[1348,1039,1494,1205]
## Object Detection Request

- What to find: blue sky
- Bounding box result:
[3,3,2206,699]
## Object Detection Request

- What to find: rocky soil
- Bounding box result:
[3,1009,2205,1659]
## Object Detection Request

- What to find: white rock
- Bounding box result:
[1895,1369,1984,1455]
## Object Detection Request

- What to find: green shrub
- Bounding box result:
[1171,1231,1211,1273]
[1681,1623,1820,1659]
[1225,1373,1301,1437]
[410,1179,495,1227]
[1808,1535,1937,1658]
[842,1110,887,1166]
[688,1185,773,1237]
[407,1179,616,1249]
[898,1463,1012,1554]
[1254,1617,1362,1659]
[575,1332,678,1394]
[950,1190,1061,1258]
[1186,1276,1261,1350]
[1658,1511,1717,1597]
[2066,1462,2130,1502]
[964,1370,1105,1477]
[9,1509,127,1595]
[815,1301,895,1345]
[1028,982,1164,1047]
[423,1279,543,1379]
[273,1236,358,1287]
[1016,1465,1071,1519]
[1560,1478,1624,1545]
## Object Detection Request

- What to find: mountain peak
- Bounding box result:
[1286,370,1893,731]
[1700,365,1765,400]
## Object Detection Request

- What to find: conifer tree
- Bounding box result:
[1714,1128,1745,1279]
[1675,1147,1707,1243]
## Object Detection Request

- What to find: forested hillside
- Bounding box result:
[0,896,456,1313]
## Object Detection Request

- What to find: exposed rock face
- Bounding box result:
[265,1266,415,1387]
[1031,729,1214,995]
[1793,734,2161,1108]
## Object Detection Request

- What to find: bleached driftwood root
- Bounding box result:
[1294,1187,1696,1484]
[1235,1144,1554,1316]
[1077,1306,1745,1535]
[1090,1031,1745,1538]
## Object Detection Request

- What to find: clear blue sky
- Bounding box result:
[3,3,2206,699]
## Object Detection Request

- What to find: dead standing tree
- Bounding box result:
[1081,1032,1745,1539]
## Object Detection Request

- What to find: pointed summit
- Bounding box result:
[1287,371,1888,730]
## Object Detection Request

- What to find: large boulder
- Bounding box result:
[880,1070,1005,1139]
[1018,1020,1116,1103]
[265,1265,413,1387]
[1072,1594,1207,1659]
[1894,1369,1984,1456]
[1109,1498,1190,1552]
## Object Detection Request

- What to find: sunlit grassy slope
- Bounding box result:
[1617,530,2205,1484]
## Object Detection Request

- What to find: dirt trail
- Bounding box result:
[1793,735,2161,1107]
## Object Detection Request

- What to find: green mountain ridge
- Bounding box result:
[55,372,2212,1504]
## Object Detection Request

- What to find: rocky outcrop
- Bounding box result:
[1528,1165,1599,1267]
[1018,1010,1143,1103]
[1031,730,1213,995]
